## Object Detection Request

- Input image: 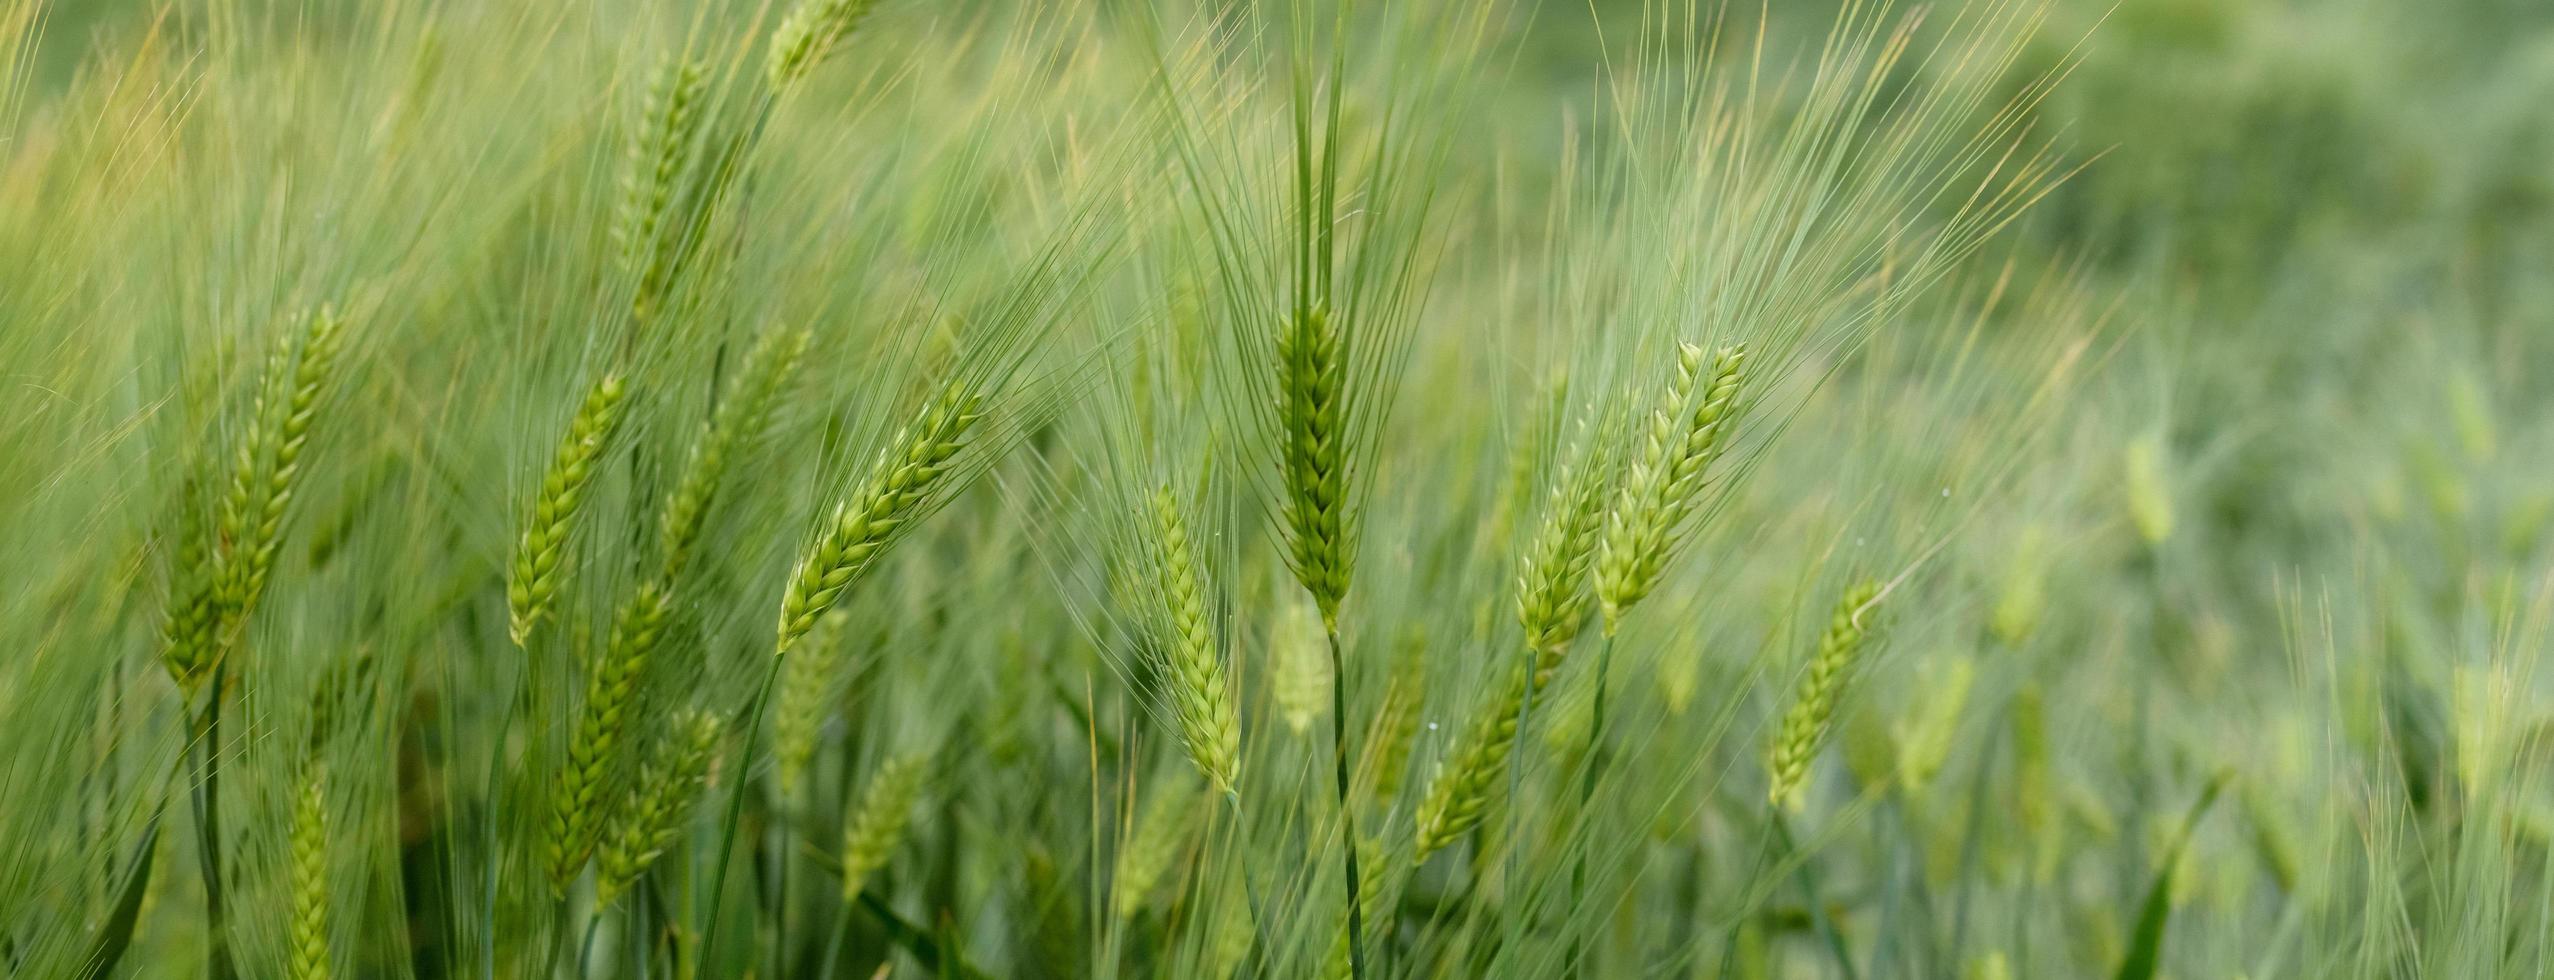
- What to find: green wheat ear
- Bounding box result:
[1767,580,1884,811]
[1145,485,1241,796]
[1596,342,1748,636]
[840,753,927,902]
[596,709,722,905]
[1112,773,1201,922]
[775,379,980,658]
[162,306,348,691]
[1411,427,1612,859]
[616,56,708,322]
[659,325,809,583]
[766,0,883,93]
[1276,302,1352,628]
[507,372,626,648]
[545,580,674,891]
[774,610,853,802]
[287,761,330,980]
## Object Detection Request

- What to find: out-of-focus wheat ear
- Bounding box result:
[1148,486,1241,795]
[773,610,851,803]
[774,381,979,658]
[1320,836,1394,979]
[839,753,926,902]
[287,761,330,980]
[1766,580,1884,811]
[1275,303,1353,628]
[1204,871,1255,977]
[596,709,722,905]
[615,57,708,322]
[1358,629,1429,803]
[660,325,808,583]
[1272,588,1332,737]
[1596,343,1748,636]
[545,580,673,892]
[2124,432,2175,548]
[765,0,882,93]
[507,372,626,649]
[1112,773,1200,923]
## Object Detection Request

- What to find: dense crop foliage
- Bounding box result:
[3,0,2551,977]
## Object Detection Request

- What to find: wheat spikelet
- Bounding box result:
[766,0,882,92]
[287,761,329,980]
[1596,343,1747,636]
[774,609,852,802]
[1145,486,1241,795]
[616,57,708,321]
[596,709,722,904]
[839,753,926,902]
[775,381,979,658]
[546,580,673,890]
[660,326,809,582]
[1767,580,1883,810]
[1275,304,1353,628]
[507,372,626,648]
[1112,774,1199,922]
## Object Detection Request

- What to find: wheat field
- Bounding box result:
[3,0,2551,977]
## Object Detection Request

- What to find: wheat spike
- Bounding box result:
[1112,774,1200,922]
[286,761,330,980]
[1412,657,1536,860]
[162,308,346,689]
[776,381,979,658]
[1411,437,1614,858]
[507,372,627,648]
[2124,432,2175,547]
[218,306,347,631]
[546,580,673,890]
[161,476,225,691]
[660,326,809,582]
[1767,580,1884,810]
[1516,432,1616,659]
[1320,836,1394,979]
[1595,343,1748,635]
[766,0,882,92]
[840,753,927,902]
[1205,874,1255,978]
[596,709,722,904]
[1275,303,1353,628]
[616,57,708,321]
[1272,589,1331,736]
[774,609,852,802]
[1146,486,1241,795]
